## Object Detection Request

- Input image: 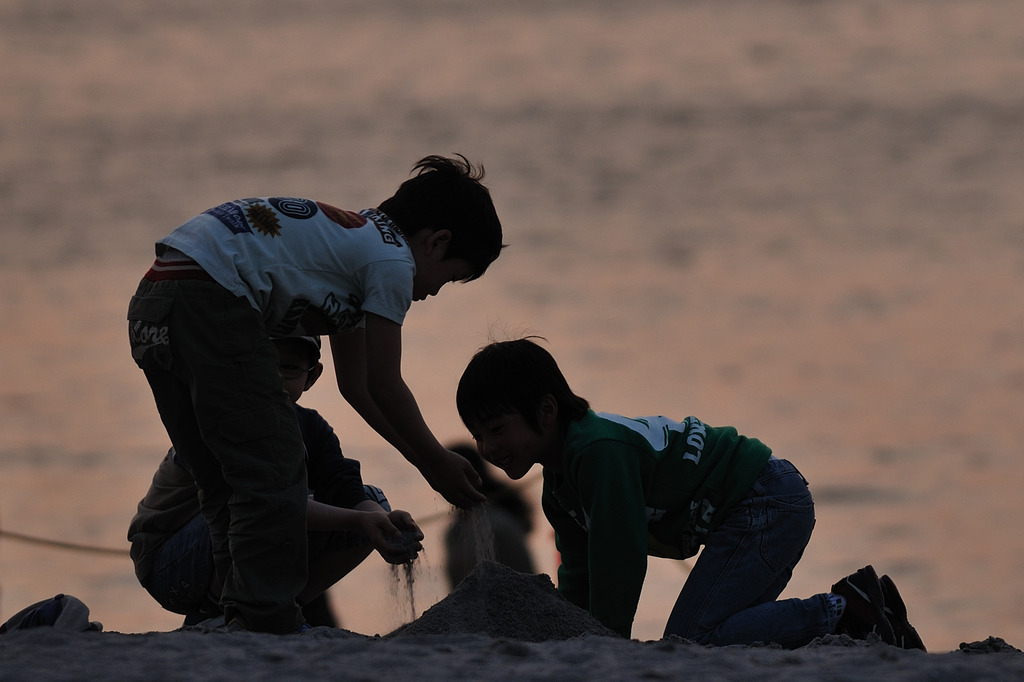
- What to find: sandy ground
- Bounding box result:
[2,630,1022,682]
[2,564,1022,681]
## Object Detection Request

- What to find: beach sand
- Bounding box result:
[1,563,1021,681]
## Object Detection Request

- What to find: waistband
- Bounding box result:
[143,251,215,282]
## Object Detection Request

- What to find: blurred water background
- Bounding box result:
[1,0,1023,651]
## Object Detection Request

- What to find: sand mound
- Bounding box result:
[385,561,618,641]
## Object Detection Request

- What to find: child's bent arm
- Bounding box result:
[306,498,375,531]
[306,499,420,564]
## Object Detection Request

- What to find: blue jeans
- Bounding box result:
[663,457,834,648]
[143,514,218,619]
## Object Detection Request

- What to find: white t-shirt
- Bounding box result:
[158,199,414,336]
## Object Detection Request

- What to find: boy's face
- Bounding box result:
[409,228,473,301]
[276,342,322,402]
[412,256,473,301]
[468,399,561,480]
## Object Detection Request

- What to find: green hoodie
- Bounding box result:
[542,410,772,638]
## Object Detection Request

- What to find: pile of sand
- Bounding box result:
[385,561,617,641]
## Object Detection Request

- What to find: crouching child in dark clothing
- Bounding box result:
[129,336,422,628]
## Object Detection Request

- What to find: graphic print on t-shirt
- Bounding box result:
[268,197,318,219]
[203,197,319,238]
[203,202,251,234]
[245,202,282,237]
[317,202,368,229]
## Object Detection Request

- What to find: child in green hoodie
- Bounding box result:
[455,338,924,650]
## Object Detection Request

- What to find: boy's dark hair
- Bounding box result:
[378,154,504,281]
[456,338,590,433]
[273,336,321,365]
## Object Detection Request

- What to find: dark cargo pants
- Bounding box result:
[128,275,307,633]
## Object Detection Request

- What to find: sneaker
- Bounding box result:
[184,614,227,631]
[879,574,927,651]
[831,565,896,645]
[182,606,222,628]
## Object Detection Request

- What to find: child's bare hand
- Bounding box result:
[424,449,486,509]
[364,510,423,564]
[387,509,423,541]
[359,511,407,563]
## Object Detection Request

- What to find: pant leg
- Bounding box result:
[664,458,832,648]
[138,364,235,607]
[129,277,308,634]
[142,514,217,616]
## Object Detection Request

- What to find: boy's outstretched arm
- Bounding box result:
[329,318,485,508]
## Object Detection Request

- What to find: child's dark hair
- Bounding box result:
[456,338,590,433]
[273,336,321,365]
[378,154,504,281]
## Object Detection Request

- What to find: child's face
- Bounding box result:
[276,343,320,402]
[409,228,473,301]
[468,404,560,480]
[412,255,473,301]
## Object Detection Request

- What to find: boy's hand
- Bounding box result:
[387,509,424,557]
[364,510,424,564]
[423,449,486,509]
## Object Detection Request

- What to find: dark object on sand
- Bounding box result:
[0,594,102,634]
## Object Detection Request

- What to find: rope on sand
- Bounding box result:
[0,528,129,557]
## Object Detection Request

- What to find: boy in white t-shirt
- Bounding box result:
[127,155,503,634]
